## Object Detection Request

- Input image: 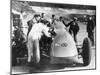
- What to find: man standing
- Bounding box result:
[61,17,79,42]
[87,16,95,46]
[51,14,56,25]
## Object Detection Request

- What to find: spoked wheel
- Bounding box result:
[81,37,91,66]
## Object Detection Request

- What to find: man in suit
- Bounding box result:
[87,16,95,46]
[61,17,80,42]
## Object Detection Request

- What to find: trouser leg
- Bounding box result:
[91,32,94,46]
[33,39,40,63]
[69,29,72,35]
[73,33,77,43]
[88,32,94,46]
[27,39,33,62]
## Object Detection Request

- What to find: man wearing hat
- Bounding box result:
[27,14,41,37]
[62,17,79,42]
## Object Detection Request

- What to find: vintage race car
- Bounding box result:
[13,21,91,67]
[39,21,91,66]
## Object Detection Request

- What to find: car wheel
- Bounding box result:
[82,37,91,66]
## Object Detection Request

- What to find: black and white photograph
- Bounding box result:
[11,0,96,74]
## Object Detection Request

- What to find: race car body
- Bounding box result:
[49,20,82,64]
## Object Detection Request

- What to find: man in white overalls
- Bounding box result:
[27,14,51,63]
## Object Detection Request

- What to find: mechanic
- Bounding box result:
[61,17,79,43]
[27,14,41,37]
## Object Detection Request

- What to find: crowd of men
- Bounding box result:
[26,13,95,44]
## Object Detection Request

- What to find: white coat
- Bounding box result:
[27,23,51,63]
